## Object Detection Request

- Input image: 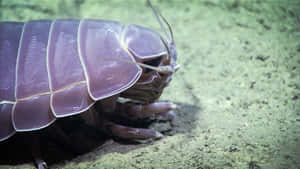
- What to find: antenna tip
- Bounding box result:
[146,0,151,6]
[174,64,180,72]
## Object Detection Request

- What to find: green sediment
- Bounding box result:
[1,0,299,168]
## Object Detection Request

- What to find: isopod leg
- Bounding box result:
[157,110,176,121]
[47,124,85,155]
[100,119,163,140]
[30,136,47,169]
[91,97,176,140]
[117,101,178,120]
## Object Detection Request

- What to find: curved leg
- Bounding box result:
[83,96,178,141]
[82,104,164,141]
[46,123,86,155]
[100,119,163,140]
[101,101,178,140]
[30,135,48,169]
[116,101,178,120]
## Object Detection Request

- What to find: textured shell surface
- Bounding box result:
[0,18,166,141]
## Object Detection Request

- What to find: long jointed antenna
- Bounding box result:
[98,57,175,74]
[147,0,173,43]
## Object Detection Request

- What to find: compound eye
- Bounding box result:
[143,56,162,73]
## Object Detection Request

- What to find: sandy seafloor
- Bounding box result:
[0,0,300,168]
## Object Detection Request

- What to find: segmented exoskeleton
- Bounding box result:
[0,1,179,168]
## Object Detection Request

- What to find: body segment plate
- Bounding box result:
[0,19,143,141]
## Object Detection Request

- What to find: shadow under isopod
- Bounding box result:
[0,102,200,166]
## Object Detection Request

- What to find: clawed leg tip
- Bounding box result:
[169,111,176,121]
[37,162,48,169]
[155,131,164,139]
[158,110,176,121]
[166,110,176,121]
[170,103,179,110]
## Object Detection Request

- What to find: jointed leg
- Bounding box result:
[100,119,163,140]
[116,101,178,120]
[30,135,47,169]
[98,101,178,140]
[85,95,178,141]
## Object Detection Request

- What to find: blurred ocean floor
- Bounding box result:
[0,0,299,168]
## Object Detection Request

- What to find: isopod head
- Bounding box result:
[120,1,178,103]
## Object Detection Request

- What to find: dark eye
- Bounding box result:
[143,56,162,73]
